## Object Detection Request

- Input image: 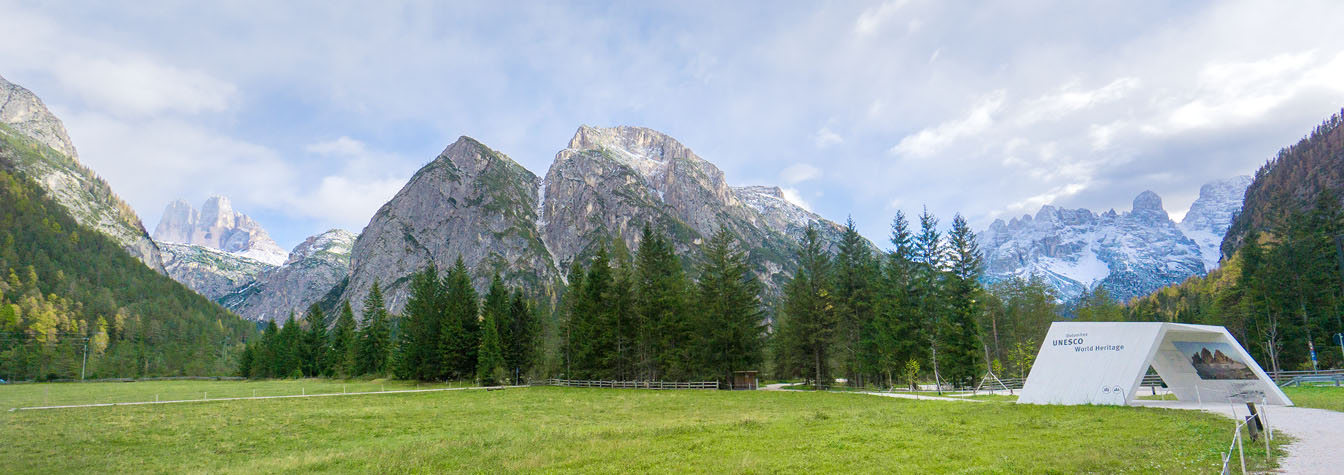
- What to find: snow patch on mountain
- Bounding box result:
[980,181,1244,303]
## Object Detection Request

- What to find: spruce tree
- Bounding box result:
[301,303,328,377]
[356,281,392,376]
[633,226,692,380]
[776,224,837,388]
[441,257,480,380]
[913,207,946,386]
[833,217,878,387]
[865,211,922,388]
[561,262,586,379]
[276,313,303,378]
[695,228,765,386]
[396,265,445,380]
[943,214,984,387]
[255,319,280,378]
[504,289,538,384]
[572,247,616,378]
[329,300,358,377]
[476,299,507,386]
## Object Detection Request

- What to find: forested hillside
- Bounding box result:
[1116,111,1344,373]
[1223,109,1344,257]
[0,131,256,381]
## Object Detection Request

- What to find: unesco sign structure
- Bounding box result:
[1018,322,1291,406]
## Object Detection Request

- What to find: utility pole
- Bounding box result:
[80,337,89,381]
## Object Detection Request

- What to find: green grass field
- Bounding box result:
[0,380,1289,473]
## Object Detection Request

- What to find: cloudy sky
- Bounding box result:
[3,1,1344,250]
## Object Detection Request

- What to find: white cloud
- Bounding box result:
[854,0,912,36]
[781,187,813,211]
[780,163,823,185]
[891,91,1004,158]
[813,127,843,148]
[306,136,369,156]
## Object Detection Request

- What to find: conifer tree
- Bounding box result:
[254,319,280,378]
[561,262,586,378]
[775,224,837,388]
[864,211,921,388]
[572,247,615,378]
[356,281,392,376]
[395,265,445,380]
[695,228,765,386]
[276,313,303,378]
[476,298,507,386]
[833,217,878,387]
[441,257,480,380]
[504,289,538,384]
[633,226,692,380]
[301,303,328,377]
[943,214,984,387]
[913,207,946,386]
[329,300,358,377]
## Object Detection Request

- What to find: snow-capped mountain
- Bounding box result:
[153,196,289,265]
[1179,176,1252,270]
[979,181,1247,303]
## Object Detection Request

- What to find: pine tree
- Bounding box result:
[695,228,765,386]
[329,300,358,377]
[476,297,507,386]
[864,211,922,388]
[942,213,984,388]
[561,262,586,379]
[833,217,878,387]
[775,224,837,389]
[504,289,538,384]
[395,265,445,380]
[301,303,328,377]
[441,257,480,380]
[255,319,280,378]
[633,226,692,380]
[913,207,946,386]
[276,313,303,378]
[572,247,615,378]
[356,281,392,376]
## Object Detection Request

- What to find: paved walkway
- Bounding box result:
[1132,400,1344,474]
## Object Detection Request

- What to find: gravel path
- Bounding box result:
[1132,400,1344,474]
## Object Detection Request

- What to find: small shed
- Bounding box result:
[732,371,759,390]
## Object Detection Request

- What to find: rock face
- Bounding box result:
[220,229,356,322]
[340,137,558,315]
[158,242,276,300]
[1178,176,1252,271]
[979,189,1209,303]
[341,126,867,318]
[0,74,165,272]
[153,196,288,265]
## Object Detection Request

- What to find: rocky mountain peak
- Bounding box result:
[0,74,79,160]
[1179,175,1252,270]
[153,196,288,266]
[0,74,163,272]
[286,229,356,266]
[1131,190,1164,213]
[566,125,695,164]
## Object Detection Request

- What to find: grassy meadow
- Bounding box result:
[0,380,1293,473]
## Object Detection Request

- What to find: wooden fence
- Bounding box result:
[532,379,719,390]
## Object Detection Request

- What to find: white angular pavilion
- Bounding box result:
[1018,322,1292,406]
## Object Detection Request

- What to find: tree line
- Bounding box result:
[239,263,540,386]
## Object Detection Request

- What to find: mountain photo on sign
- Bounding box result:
[1172,342,1256,380]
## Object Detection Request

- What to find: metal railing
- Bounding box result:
[532,379,719,390]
